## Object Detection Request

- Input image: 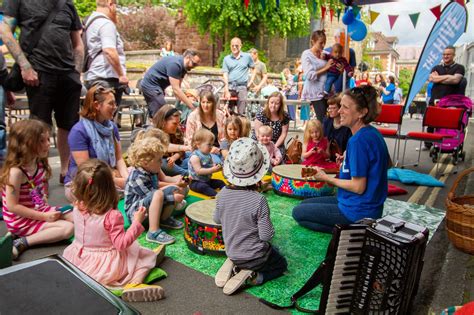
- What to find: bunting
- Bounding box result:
[336,8,342,21]
[321,5,327,18]
[455,0,465,6]
[388,14,398,29]
[369,10,380,24]
[276,0,280,8]
[313,0,317,16]
[409,12,420,28]
[330,9,335,22]
[260,0,265,10]
[244,0,250,9]
[352,5,361,17]
[430,4,442,20]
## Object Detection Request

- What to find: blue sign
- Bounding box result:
[404,2,468,113]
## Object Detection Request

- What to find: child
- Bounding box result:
[221,116,243,160]
[0,120,74,260]
[302,120,338,169]
[63,159,164,302]
[240,116,251,138]
[214,138,287,295]
[188,129,225,197]
[257,125,282,171]
[125,137,185,245]
[324,43,353,94]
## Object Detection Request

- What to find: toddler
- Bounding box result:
[221,116,243,160]
[63,159,164,302]
[188,129,225,197]
[302,120,338,169]
[214,138,287,295]
[124,137,185,245]
[257,125,282,171]
[0,120,73,259]
[324,43,353,94]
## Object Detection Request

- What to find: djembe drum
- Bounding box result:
[184,199,225,255]
[271,164,337,199]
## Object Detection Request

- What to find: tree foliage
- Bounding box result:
[74,0,96,18]
[182,0,316,42]
[398,68,414,96]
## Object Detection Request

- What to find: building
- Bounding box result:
[397,46,423,73]
[455,42,474,99]
[365,32,399,77]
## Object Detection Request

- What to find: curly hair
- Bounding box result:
[0,119,52,189]
[133,127,170,148]
[72,159,118,215]
[127,137,166,168]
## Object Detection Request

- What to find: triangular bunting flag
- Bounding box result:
[409,12,420,28]
[455,0,465,6]
[336,8,342,21]
[329,9,335,23]
[321,5,327,18]
[276,0,280,8]
[244,0,250,9]
[260,0,265,10]
[369,10,380,24]
[352,5,361,18]
[430,4,442,20]
[313,0,317,16]
[388,14,398,29]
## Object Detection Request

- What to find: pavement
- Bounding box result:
[1,115,473,314]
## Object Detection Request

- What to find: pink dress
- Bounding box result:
[63,208,156,288]
[303,138,338,169]
[263,141,283,166]
[2,163,56,237]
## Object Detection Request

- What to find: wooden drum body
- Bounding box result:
[271,164,337,199]
[184,199,225,255]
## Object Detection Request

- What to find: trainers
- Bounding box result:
[146,229,175,245]
[215,258,235,288]
[153,244,166,267]
[12,237,28,260]
[175,200,187,211]
[121,283,165,302]
[223,269,254,295]
[160,216,184,230]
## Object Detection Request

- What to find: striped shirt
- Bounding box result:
[214,186,274,261]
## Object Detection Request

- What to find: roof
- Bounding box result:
[397,46,423,60]
[370,32,399,51]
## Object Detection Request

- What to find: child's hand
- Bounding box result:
[335,153,345,165]
[133,206,147,223]
[167,156,176,167]
[43,210,61,222]
[174,193,185,204]
[176,175,188,188]
[213,164,222,172]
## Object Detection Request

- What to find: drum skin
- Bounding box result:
[184,199,226,255]
[271,164,337,199]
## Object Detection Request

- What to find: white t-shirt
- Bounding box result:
[84,12,126,81]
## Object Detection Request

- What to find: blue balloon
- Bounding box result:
[342,8,355,25]
[348,19,367,41]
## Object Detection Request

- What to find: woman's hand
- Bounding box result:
[211,147,221,155]
[43,210,62,222]
[133,206,147,223]
[335,153,345,166]
[167,156,177,167]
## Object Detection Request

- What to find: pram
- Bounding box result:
[430,94,472,164]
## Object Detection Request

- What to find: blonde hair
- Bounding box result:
[0,120,52,189]
[192,129,215,150]
[72,159,118,215]
[133,128,170,148]
[239,116,251,137]
[303,120,324,144]
[258,125,272,136]
[224,116,242,142]
[128,137,166,168]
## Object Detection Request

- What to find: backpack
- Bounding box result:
[81,15,109,73]
[285,136,302,164]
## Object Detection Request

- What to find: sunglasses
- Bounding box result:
[349,87,370,108]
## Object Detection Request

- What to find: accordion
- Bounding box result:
[263,215,429,314]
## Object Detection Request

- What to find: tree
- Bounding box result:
[398,68,414,96]
[74,0,96,18]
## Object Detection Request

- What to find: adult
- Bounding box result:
[356,71,370,87]
[140,49,201,119]
[160,41,175,58]
[248,48,268,97]
[301,30,334,122]
[323,95,352,155]
[393,82,403,104]
[0,0,84,184]
[222,37,254,115]
[0,48,15,165]
[293,86,389,233]
[382,75,396,104]
[64,86,128,202]
[83,0,128,127]
[185,90,225,164]
[252,92,290,155]
[153,104,192,176]
[324,28,357,92]
[373,73,386,103]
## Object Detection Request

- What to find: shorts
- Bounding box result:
[25,71,81,130]
[126,186,179,221]
[142,88,166,119]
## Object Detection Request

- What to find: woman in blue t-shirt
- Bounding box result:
[292,85,390,233]
[382,75,396,104]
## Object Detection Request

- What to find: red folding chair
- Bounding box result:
[374,104,404,166]
[401,106,465,174]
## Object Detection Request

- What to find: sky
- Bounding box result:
[365,0,473,46]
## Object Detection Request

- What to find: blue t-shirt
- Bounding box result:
[382,83,396,103]
[65,120,120,183]
[222,52,254,85]
[140,55,186,92]
[337,126,388,222]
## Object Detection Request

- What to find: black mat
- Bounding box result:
[0,255,138,315]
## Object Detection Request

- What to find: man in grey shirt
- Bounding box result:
[248,48,267,97]
[84,0,128,126]
[222,37,254,115]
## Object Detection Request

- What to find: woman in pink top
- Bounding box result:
[63,159,164,302]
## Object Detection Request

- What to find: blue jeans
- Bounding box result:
[189,179,225,197]
[324,72,341,94]
[292,196,352,233]
[161,152,191,176]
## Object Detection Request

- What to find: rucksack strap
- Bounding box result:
[83,14,110,65]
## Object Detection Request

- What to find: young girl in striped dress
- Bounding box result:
[0,120,74,259]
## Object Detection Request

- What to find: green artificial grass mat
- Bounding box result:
[118,192,446,313]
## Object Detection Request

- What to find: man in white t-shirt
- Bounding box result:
[84,0,128,125]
